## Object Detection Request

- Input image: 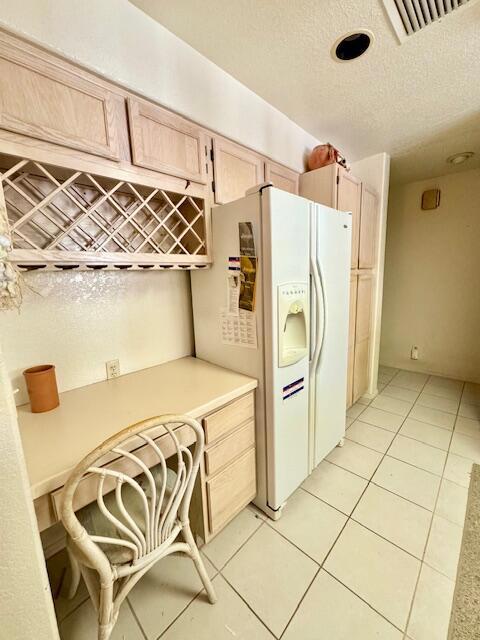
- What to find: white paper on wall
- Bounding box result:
[220,308,257,349]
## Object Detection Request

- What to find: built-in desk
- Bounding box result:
[17,356,257,545]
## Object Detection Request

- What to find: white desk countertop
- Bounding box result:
[17,357,257,499]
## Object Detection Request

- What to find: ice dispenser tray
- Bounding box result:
[278,282,309,367]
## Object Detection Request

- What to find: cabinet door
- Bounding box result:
[128,97,207,183]
[265,161,299,194]
[355,273,374,343]
[353,338,370,403]
[359,185,378,269]
[212,138,264,204]
[337,170,361,268]
[0,49,120,160]
[347,274,358,407]
[353,273,374,402]
[298,163,337,206]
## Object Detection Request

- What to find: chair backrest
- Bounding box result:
[60,414,204,569]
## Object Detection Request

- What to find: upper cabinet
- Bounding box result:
[265,161,299,194]
[358,184,378,270]
[337,170,362,269]
[212,138,264,204]
[127,97,208,184]
[299,163,375,271]
[0,44,120,160]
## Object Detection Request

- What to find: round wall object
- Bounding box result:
[332,30,374,62]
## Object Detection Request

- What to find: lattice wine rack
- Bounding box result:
[0,155,210,271]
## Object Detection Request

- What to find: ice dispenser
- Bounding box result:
[278,283,309,367]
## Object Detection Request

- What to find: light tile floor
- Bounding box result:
[48,367,480,640]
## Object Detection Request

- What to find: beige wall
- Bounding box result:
[0,270,194,406]
[380,168,480,383]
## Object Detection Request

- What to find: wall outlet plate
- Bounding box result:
[106,359,120,379]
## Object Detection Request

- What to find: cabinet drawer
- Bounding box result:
[206,448,256,534]
[205,420,255,477]
[128,97,207,183]
[203,392,254,444]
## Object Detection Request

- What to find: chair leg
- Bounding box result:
[66,545,81,600]
[97,582,116,640]
[182,524,217,604]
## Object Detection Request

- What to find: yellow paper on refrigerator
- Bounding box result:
[239,256,257,312]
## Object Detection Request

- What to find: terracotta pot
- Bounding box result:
[23,364,59,413]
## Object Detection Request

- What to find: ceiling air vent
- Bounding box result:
[383,0,473,41]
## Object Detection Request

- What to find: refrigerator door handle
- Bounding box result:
[317,260,327,364]
[309,272,317,362]
[310,254,324,374]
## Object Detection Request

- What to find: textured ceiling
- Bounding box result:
[131,0,480,184]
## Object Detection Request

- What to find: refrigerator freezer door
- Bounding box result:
[310,203,352,468]
[262,188,310,513]
[191,192,270,510]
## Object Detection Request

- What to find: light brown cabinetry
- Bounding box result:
[206,448,256,534]
[358,184,378,269]
[0,41,120,160]
[265,161,299,194]
[299,163,361,267]
[202,391,256,539]
[212,137,264,204]
[347,274,358,406]
[338,171,362,269]
[299,164,379,406]
[127,97,208,184]
[353,273,374,403]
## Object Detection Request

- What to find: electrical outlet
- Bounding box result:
[106,359,120,379]
[410,346,419,361]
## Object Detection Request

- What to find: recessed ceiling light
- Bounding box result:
[446,152,475,165]
[332,30,373,62]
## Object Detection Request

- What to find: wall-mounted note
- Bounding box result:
[238,222,256,257]
[221,309,257,349]
[226,273,240,315]
[239,256,257,312]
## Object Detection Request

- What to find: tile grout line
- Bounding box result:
[156,518,267,639]
[219,570,286,639]
[126,598,149,640]
[322,568,407,635]
[326,369,431,635]
[280,369,424,637]
[400,377,465,640]
[348,426,451,455]
[146,558,224,640]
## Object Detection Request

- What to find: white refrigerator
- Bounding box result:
[191,185,351,519]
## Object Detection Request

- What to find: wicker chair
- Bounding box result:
[60,414,217,640]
